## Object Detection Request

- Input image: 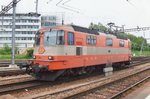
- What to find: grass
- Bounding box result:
[132,50,150,57]
[0,54,31,59]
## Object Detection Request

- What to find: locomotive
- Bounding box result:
[23,25,131,81]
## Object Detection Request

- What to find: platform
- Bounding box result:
[124,80,150,99]
[0,66,20,72]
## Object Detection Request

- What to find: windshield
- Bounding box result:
[35,31,40,46]
[44,30,64,46]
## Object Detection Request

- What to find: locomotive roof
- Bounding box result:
[44,25,99,35]
[71,25,99,35]
[40,25,116,38]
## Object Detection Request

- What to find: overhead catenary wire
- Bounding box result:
[56,0,80,13]
[126,0,137,8]
[62,0,80,11]
[46,0,53,4]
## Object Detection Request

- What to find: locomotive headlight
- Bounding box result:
[33,55,36,59]
[48,56,53,60]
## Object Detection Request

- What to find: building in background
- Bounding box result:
[0,13,40,52]
[41,14,63,27]
[41,15,58,27]
[0,13,63,53]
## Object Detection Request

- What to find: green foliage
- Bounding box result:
[132,50,150,57]
[26,48,33,58]
[0,44,33,59]
[0,44,19,55]
[0,54,28,59]
[89,22,108,33]
[115,33,128,40]
[89,22,128,39]
[0,44,11,55]
[126,33,150,51]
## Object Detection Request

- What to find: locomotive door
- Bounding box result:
[75,37,83,56]
[75,37,84,66]
[76,47,83,55]
[106,38,113,64]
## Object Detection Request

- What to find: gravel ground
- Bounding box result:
[0,74,34,85]
[10,63,150,99]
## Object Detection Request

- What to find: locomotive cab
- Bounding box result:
[28,28,66,81]
[34,29,65,55]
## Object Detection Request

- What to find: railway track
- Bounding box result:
[0,79,47,95]
[19,62,150,99]
[66,68,150,99]
[0,59,27,67]
[131,56,150,61]
[0,69,26,77]
[0,74,35,86]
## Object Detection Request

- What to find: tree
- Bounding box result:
[89,22,108,33]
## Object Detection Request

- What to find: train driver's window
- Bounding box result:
[68,32,74,45]
[106,38,113,46]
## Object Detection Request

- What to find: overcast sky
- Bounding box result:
[1,0,150,40]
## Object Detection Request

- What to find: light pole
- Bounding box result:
[11,0,17,65]
[35,0,38,13]
[0,0,21,66]
[140,31,145,56]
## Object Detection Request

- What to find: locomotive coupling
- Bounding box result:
[18,63,32,73]
[19,63,48,74]
[19,63,30,69]
[31,64,49,73]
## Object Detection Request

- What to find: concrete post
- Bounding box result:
[103,62,113,76]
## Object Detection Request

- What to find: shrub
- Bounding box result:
[26,48,33,58]
[0,44,11,55]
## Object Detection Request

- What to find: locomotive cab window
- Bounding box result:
[106,38,113,46]
[68,32,74,45]
[44,30,64,46]
[119,40,124,47]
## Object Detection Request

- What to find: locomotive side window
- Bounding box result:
[93,36,96,44]
[87,36,91,44]
[86,35,96,45]
[68,32,74,45]
[106,38,113,46]
[91,36,94,44]
[119,40,124,47]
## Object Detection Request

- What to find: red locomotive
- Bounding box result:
[24,25,131,81]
